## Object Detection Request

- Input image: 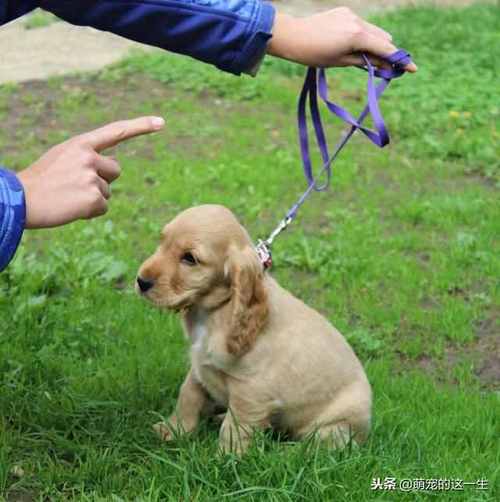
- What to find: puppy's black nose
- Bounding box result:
[137,276,154,293]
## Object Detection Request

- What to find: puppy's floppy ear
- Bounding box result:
[225,245,268,357]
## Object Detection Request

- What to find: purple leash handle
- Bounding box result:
[290,49,412,219]
[257,50,412,268]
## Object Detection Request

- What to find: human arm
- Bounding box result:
[37,0,275,76]
[0,117,164,272]
[2,2,415,76]
[36,1,415,73]
[38,2,416,75]
[3,2,416,76]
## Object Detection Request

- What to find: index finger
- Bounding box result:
[80,116,165,152]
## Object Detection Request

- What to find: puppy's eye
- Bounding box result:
[181,252,197,266]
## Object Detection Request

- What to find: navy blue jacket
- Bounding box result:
[0,0,275,271]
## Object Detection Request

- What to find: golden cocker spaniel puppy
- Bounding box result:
[137,205,371,454]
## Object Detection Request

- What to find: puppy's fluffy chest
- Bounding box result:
[184,308,232,405]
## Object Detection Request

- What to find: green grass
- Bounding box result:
[1,4,499,500]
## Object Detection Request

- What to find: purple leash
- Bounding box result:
[256,49,413,269]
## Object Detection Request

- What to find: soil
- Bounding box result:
[397,311,499,390]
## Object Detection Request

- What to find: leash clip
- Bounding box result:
[256,239,273,270]
[256,215,293,270]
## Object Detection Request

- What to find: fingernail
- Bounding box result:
[151,117,165,130]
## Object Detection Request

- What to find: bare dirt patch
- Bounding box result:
[0,20,140,85]
[0,76,177,163]
[6,491,37,502]
[0,74,288,166]
[473,315,500,388]
[397,311,499,389]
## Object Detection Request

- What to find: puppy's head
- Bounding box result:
[136,205,268,356]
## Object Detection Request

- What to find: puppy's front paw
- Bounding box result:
[219,419,251,456]
[153,421,175,442]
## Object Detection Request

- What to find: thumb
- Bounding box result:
[79,116,165,152]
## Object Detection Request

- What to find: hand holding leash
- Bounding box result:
[268,8,417,73]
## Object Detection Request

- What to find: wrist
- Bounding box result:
[267,12,303,62]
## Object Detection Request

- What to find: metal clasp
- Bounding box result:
[256,239,273,270]
[255,215,294,270]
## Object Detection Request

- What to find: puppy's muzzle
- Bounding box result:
[137,276,154,293]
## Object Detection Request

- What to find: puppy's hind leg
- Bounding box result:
[297,385,372,450]
[312,421,360,450]
[154,369,209,441]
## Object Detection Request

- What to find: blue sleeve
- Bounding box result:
[0,169,26,272]
[37,0,275,75]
